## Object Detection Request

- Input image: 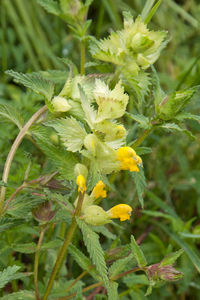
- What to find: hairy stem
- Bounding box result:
[34,227,46,300]
[0,105,47,217]
[131,127,154,149]
[3,183,26,213]
[42,192,85,300]
[57,267,141,300]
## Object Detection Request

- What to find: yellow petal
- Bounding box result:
[116,147,142,172]
[107,204,132,221]
[76,175,86,194]
[91,180,107,199]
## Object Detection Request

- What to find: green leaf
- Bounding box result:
[152,221,200,273]
[36,0,62,15]
[144,0,162,24]
[109,253,133,279]
[6,70,54,104]
[174,111,200,122]
[76,217,109,286]
[179,232,200,239]
[93,226,117,240]
[41,238,64,251]
[160,249,184,266]
[160,123,196,141]
[11,243,37,254]
[107,281,119,300]
[125,112,151,130]
[131,166,146,208]
[131,235,147,268]
[75,289,84,300]
[33,134,77,180]
[123,274,149,286]
[0,290,35,300]
[145,285,153,296]
[0,265,21,289]
[45,117,87,152]
[151,65,166,107]
[0,104,24,129]
[51,193,74,213]
[135,147,152,155]
[0,218,25,233]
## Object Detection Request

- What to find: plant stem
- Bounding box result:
[57,267,141,300]
[42,192,85,300]
[131,127,154,149]
[34,227,46,300]
[2,183,26,213]
[65,270,88,293]
[80,39,85,75]
[0,105,47,217]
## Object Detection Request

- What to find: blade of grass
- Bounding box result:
[144,0,162,24]
[141,0,155,21]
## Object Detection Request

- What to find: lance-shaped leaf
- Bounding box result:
[109,253,133,279]
[46,117,87,152]
[75,289,84,300]
[131,235,147,268]
[0,290,35,300]
[40,238,64,251]
[131,166,146,208]
[0,104,24,129]
[6,70,54,109]
[107,281,119,300]
[125,112,151,129]
[160,249,185,267]
[151,65,166,108]
[160,123,196,141]
[76,217,109,286]
[36,0,62,15]
[173,111,200,122]
[0,265,21,289]
[11,243,37,254]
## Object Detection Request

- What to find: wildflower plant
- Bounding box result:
[0,1,200,300]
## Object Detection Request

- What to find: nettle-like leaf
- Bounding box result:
[33,135,77,180]
[36,0,62,15]
[108,253,133,279]
[125,112,151,129]
[131,235,147,268]
[0,218,25,233]
[11,243,37,254]
[40,238,64,251]
[107,281,119,300]
[0,104,24,129]
[160,249,184,267]
[0,265,21,289]
[0,290,35,300]
[151,65,166,108]
[75,289,84,300]
[173,111,200,122]
[68,243,100,281]
[160,123,196,141]
[134,147,152,155]
[131,166,146,208]
[51,193,74,213]
[46,117,87,152]
[76,217,109,286]
[6,70,54,109]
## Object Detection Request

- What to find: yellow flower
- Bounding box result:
[76,175,86,194]
[107,204,132,221]
[91,180,107,199]
[117,146,142,172]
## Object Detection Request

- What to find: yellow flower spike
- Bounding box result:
[107,204,132,221]
[117,146,142,172]
[76,175,86,194]
[91,180,107,199]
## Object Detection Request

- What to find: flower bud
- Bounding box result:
[157,265,184,281]
[83,205,111,226]
[74,164,88,181]
[76,175,86,194]
[32,201,58,224]
[52,96,72,112]
[74,193,94,213]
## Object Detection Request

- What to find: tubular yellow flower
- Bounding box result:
[107,204,132,221]
[76,175,86,194]
[117,146,142,172]
[91,180,107,199]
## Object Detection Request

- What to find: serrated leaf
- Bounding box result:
[51,193,74,212]
[131,166,146,208]
[0,218,25,233]
[0,290,35,300]
[36,0,62,15]
[11,243,37,253]
[123,274,149,286]
[6,70,54,103]
[160,123,196,141]
[109,253,133,279]
[46,117,87,152]
[174,111,200,122]
[93,226,117,240]
[0,104,24,129]
[145,285,153,296]
[10,225,40,237]
[75,289,84,300]
[41,238,64,251]
[135,147,152,155]
[151,65,166,107]
[160,249,184,266]
[131,235,147,268]
[107,281,119,300]
[0,265,21,289]
[33,134,77,180]
[125,112,151,129]
[76,217,109,286]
